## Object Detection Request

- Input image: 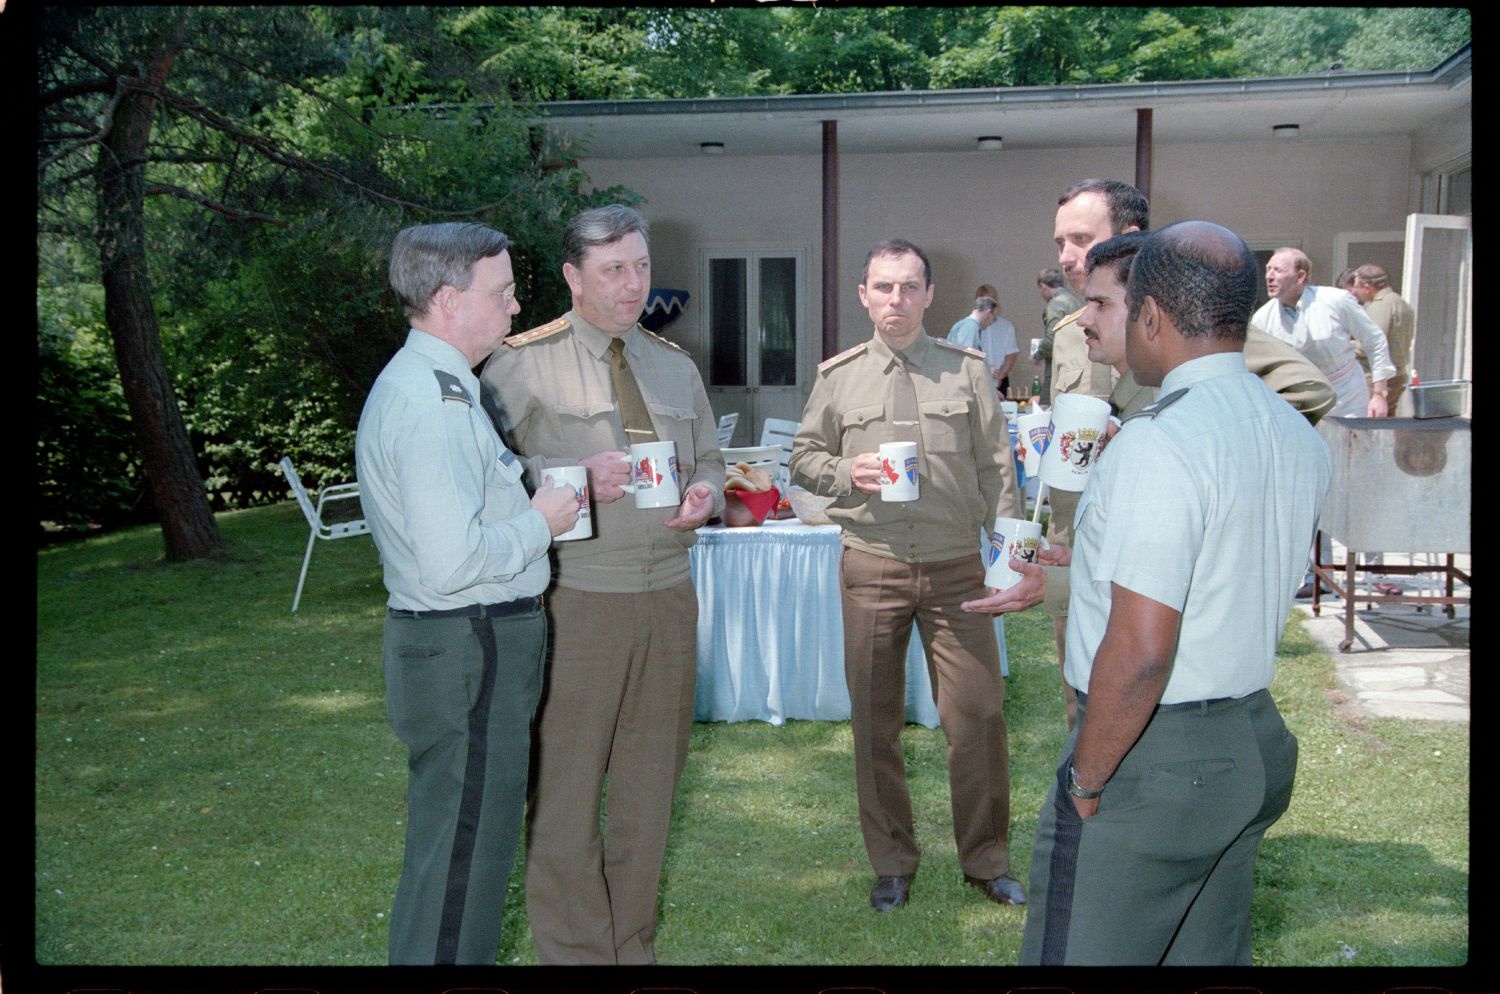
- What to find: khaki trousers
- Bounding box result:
[524,582,698,965]
[839,547,1012,879]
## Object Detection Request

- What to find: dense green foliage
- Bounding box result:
[35,503,1468,965]
[35,6,1469,535]
[444,7,1469,98]
[37,7,631,532]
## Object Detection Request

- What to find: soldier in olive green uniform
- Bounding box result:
[791,238,1026,914]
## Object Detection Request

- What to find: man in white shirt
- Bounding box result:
[1250,248,1395,418]
[978,297,1020,396]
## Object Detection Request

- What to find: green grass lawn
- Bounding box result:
[34,502,1468,966]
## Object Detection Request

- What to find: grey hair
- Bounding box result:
[562,205,650,268]
[389,222,509,318]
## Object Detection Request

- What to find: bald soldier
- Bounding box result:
[1019,221,1331,964]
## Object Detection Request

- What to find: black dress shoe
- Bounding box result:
[870,874,912,912]
[1294,580,1316,599]
[964,873,1027,906]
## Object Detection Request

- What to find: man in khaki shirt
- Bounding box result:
[1352,263,1414,414]
[791,238,1026,914]
[479,205,725,965]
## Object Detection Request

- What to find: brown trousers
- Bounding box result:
[524,582,698,965]
[839,547,1012,879]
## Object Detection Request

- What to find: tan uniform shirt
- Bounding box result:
[479,311,726,594]
[1046,307,1116,406]
[1359,287,1414,404]
[790,330,1022,563]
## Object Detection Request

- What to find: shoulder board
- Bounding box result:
[1122,386,1189,422]
[933,339,986,360]
[637,326,690,357]
[1059,305,1088,327]
[817,342,869,372]
[434,369,473,406]
[503,316,571,348]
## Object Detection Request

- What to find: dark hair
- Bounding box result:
[563,204,650,268]
[389,222,509,318]
[1059,179,1150,234]
[1085,231,1151,286]
[1335,267,1358,290]
[1037,267,1066,289]
[862,238,932,286]
[1126,221,1257,342]
[974,296,998,313]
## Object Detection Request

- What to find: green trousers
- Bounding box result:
[382,601,546,965]
[1020,688,1297,965]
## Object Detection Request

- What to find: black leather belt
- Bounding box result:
[1075,687,1264,714]
[387,595,542,620]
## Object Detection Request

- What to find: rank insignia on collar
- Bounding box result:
[434,369,473,406]
[1122,386,1189,422]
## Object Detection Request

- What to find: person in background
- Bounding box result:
[975,283,1020,397]
[947,294,997,351]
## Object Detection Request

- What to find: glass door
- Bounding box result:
[702,250,807,448]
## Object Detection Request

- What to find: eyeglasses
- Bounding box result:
[467,284,519,303]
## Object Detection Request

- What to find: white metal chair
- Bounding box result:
[716,412,739,448]
[278,456,371,612]
[759,417,800,491]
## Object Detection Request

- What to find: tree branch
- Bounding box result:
[143,182,292,226]
[39,76,115,107]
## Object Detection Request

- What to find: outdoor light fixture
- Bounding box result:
[977,135,1004,151]
[1272,124,1300,140]
[699,141,725,155]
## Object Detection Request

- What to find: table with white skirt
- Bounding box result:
[689,517,1008,727]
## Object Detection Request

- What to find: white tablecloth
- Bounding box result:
[689,517,1008,727]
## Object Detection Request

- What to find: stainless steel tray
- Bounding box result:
[1409,379,1469,419]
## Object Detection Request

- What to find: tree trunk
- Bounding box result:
[95,33,226,560]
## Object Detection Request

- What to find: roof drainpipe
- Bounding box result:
[1135,108,1153,203]
[822,119,839,360]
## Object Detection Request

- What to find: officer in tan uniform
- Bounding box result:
[790,237,1026,914]
[478,205,725,965]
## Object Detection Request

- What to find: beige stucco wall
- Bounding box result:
[583,132,1418,396]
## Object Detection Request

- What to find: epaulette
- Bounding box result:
[933,338,986,360]
[1122,386,1189,422]
[637,326,691,357]
[434,369,473,406]
[1059,305,1088,327]
[503,316,571,348]
[817,342,869,372]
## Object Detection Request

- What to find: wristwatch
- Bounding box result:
[1066,764,1104,800]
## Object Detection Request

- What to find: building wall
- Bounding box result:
[583,132,1416,397]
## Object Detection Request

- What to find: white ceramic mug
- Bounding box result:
[1038,393,1111,492]
[1016,409,1052,479]
[877,441,920,502]
[625,441,681,509]
[984,517,1044,589]
[549,466,592,541]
